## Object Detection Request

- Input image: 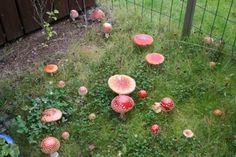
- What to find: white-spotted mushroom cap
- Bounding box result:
[111,95,135,113]
[41,108,62,123]
[40,136,60,154]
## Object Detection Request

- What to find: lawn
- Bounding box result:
[0,1,236,157]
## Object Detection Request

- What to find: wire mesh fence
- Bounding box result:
[100,0,236,56]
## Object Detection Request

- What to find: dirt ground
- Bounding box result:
[0,17,100,79]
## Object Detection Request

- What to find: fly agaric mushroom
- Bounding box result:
[103,23,112,33]
[152,102,162,113]
[79,86,88,96]
[40,136,60,156]
[209,61,216,69]
[108,74,136,95]
[111,95,135,118]
[183,129,194,138]
[145,53,165,65]
[203,36,214,45]
[70,10,79,21]
[213,109,224,117]
[150,124,160,135]
[91,9,105,20]
[41,108,62,123]
[160,97,175,112]
[88,113,96,121]
[62,131,70,140]
[44,64,58,74]
[138,89,148,99]
[57,80,65,88]
[133,34,154,47]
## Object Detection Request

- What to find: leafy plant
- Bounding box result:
[0,139,20,157]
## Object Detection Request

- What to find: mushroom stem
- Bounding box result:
[50,152,59,157]
[120,113,125,119]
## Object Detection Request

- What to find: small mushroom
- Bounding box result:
[108,74,136,95]
[111,95,135,118]
[133,34,154,47]
[151,102,162,113]
[160,97,175,112]
[88,113,96,121]
[88,144,96,151]
[62,131,70,140]
[70,10,79,21]
[145,53,165,65]
[213,109,224,117]
[150,124,160,135]
[203,36,214,45]
[79,86,88,96]
[41,108,62,123]
[44,64,58,74]
[183,129,194,138]
[40,137,60,156]
[102,23,112,33]
[138,89,148,99]
[209,61,216,69]
[90,9,105,20]
[57,80,65,88]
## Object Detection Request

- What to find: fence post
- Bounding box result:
[182,0,197,38]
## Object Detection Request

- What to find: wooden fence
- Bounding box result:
[0,0,95,46]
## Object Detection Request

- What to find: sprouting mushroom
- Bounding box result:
[90,9,105,20]
[111,95,135,119]
[138,89,148,99]
[209,61,216,69]
[151,102,162,113]
[150,124,160,135]
[62,131,70,140]
[79,86,88,96]
[145,53,165,65]
[203,36,214,45]
[213,109,224,117]
[133,34,154,47]
[160,97,175,112]
[108,74,136,95]
[57,80,65,88]
[183,129,194,138]
[40,136,60,157]
[44,64,58,75]
[88,113,96,121]
[102,22,113,38]
[70,10,79,21]
[41,108,62,123]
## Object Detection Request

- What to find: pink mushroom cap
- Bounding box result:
[160,97,175,111]
[40,136,60,154]
[111,95,135,113]
[91,9,105,20]
[70,9,79,19]
[133,34,154,47]
[41,108,62,123]
[79,86,88,96]
[145,53,165,65]
[102,23,112,33]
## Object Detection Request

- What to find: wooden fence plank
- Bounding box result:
[16,0,40,33]
[69,0,95,11]
[0,23,6,45]
[54,0,69,18]
[0,0,23,41]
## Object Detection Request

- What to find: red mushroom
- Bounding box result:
[108,74,136,95]
[150,124,160,135]
[70,10,79,21]
[79,86,88,96]
[111,95,135,118]
[160,97,175,112]
[145,53,165,65]
[62,131,70,140]
[57,80,65,88]
[91,9,105,20]
[41,108,62,123]
[44,64,58,74]
[40,136,60,156]
[138,89,148,99]
[102,22,112,33]
[133,34,153,47]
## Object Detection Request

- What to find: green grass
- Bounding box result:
[1,2,236,157]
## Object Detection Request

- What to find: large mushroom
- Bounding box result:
[111,95,135,118]
[40,136,60,157]
[108,74,136,95]
[44,64,58,74]
[133,34,154,47]
[160,97,175,112]
[41,108,62,123]
[145,53,165,65]
[90,9,105,20]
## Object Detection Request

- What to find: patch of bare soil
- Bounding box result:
[0,17,100,79]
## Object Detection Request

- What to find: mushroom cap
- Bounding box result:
[79,86,88,96]
[40,137,60,154]
[44,64,58,74]
[70,9,79,18]
[108,74,136,95]
[57,80,65,88]
[91,9,105,20]
[145,53,165,65]
[103,23,112,33]
[41,108,62,123]
[160,97,175,111]
[203,36,214,44]
[111,95,135,113]
[133,34,154,47]
[213,109,224,117]
[183,129,194,138]
[150,124,160,135]
[62,131,70,140]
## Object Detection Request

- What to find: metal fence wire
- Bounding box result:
[101,0,236,55]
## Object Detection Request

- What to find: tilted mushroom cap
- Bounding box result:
[40,136,60,154]
[145,53,165,65]
[70,9,79,19]
[133,34,154,47]
[44,64,58,74]
[91,9,105,20]
[160,97,175,111]
[41,108,62,123]
[111,95,135,113]
[108,75,136,95]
